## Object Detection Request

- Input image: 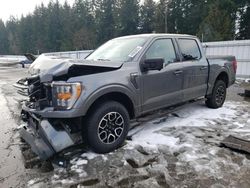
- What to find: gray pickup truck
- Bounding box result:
[16,34,237,160]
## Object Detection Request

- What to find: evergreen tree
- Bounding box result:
[140,0,156,33]
[46,0,64,51]
[0,19,9,54]
[237,2,250,39]
[60,1,74,51]
[167,0,209,35]
[95,0,116,44]
[72,0,96,50]
[0,0,247,54]
[117,0,140,36]
[73,0,95,30]
[198,0,237,42]
[5,17,20,54]
[154,0,166,33]
[18,15,35,53]
[32,3,50,54]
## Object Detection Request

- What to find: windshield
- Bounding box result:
[86,37,147,62]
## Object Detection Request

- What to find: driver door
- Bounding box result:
[141,38,184,113]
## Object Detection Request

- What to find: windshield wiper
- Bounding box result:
[97,58,110,61]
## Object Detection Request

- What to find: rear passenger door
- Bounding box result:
[177,38,209,101]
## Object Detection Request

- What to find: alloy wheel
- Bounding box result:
[98,112,124,144]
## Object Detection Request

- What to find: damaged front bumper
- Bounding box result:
[20,110,75,160]
[13,78,29,96]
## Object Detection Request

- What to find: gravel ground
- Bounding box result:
[0,65,250,188]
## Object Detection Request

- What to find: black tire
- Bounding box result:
[206,80,227,109]
[83,101,130,153]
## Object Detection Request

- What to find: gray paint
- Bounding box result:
[40,120,74,152]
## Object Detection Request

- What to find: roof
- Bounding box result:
[116,33,196,40]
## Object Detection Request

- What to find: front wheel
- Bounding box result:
[83,101,130,153]
[206,80,227,109]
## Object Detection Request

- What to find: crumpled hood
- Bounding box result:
[29,55,123,82]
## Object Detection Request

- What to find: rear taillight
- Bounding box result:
[232,59,237,73]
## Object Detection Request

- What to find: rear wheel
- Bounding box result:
[206,80,227,109]
[83,101,129,153]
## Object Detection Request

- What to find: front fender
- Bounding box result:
[79,84,139,116]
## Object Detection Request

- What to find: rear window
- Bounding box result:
[178,39,201,61]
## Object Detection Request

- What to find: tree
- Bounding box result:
[46,0,64,52]
[72,0,96,49]
[5,17,20,54]
[140,0,156,33]
[18,15,35,53]
[73,0,95,30]
[0,0,246,54]
[95,0,116,44]
[154,0,166,33]
[166,0,209,35]
[117,0,140,36]
[60,1,74,51]
[237,2,250,39]
[0,19,9,54]
[73,27,95,49]
[32,3,50,54]
[198,0,237,42]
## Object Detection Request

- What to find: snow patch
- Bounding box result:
[61,179,75,185]
[102,154,108,161]
[81,152,98,160]
[128,102,237,152]
[27,179,37,186]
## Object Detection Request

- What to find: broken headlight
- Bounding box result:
[51,82,82,110]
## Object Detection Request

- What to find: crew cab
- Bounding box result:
[15,34,237,160]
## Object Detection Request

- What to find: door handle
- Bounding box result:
[174,70,183,75]
[200,66,208,70]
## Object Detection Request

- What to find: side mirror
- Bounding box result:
[141,58,164,72]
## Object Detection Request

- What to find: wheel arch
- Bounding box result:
[82,86,137,119]
[215,71,229,87]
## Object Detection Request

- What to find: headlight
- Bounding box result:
[51,82,82,110]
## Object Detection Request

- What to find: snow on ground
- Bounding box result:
[125,101,250,178]
[27,100,250,187]
[127,102,237,151]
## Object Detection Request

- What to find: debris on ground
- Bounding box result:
[240,79,250,97]
[221,135,250,154]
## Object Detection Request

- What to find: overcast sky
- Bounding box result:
[0,0,75,22]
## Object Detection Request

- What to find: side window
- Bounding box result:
[145,39,177,65]
[178,39,201,61]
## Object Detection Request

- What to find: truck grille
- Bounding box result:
[14,76,52,109]
[27,76,43,102]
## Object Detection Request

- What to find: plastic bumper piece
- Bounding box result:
[19,113,74,160]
